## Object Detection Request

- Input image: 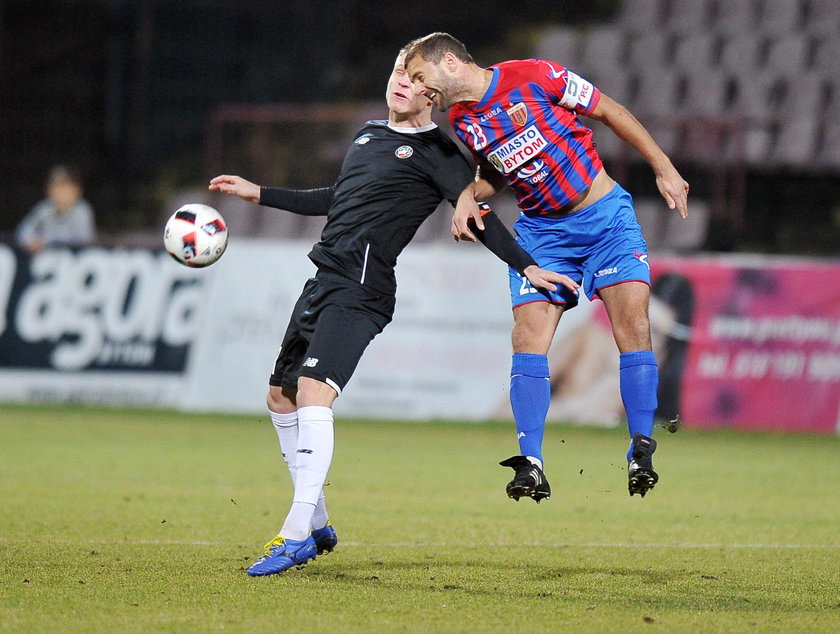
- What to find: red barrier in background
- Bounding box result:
[652,256,839,433]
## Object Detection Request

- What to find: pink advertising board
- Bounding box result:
[651,256,839,433]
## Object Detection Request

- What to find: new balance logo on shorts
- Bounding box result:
[302,357,319,368]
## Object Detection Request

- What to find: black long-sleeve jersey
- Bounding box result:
[260,119,535,295]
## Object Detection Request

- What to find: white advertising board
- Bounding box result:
[0,240,530,420]
[181,239,523,420]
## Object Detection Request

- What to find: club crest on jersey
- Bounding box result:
[488,124,548,174]
[506,102,529,127]
[395,145,413,159]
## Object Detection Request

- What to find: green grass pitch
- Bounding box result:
[1,404,839,632]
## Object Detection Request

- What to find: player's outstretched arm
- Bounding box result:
[208,175,261,203]
[471,210,579,295]
[589,94,689,219]
[210,175,332,215]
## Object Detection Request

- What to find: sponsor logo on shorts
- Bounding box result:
[395,145,413,158]
[634,250,650,269]
[302,357,319,368]
[594,266,619,278]
[488,125,547,174]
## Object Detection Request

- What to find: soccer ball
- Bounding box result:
[163,203,229,268]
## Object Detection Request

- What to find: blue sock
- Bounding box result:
[619,350,659,460]
[509,353,550,465]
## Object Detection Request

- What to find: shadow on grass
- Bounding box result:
[290,555,801,613]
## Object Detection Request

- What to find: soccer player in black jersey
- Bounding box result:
[209,50,578,577]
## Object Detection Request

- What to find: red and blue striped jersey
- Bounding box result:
[449,59,603,216]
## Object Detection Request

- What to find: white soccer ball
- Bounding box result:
[163,203,229,268]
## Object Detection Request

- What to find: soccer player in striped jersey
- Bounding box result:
[405,33,689,500]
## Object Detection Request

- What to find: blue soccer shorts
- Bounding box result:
[508,183,651,309]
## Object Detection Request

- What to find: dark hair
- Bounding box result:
[403,32,474,67]
[47,164,82,187]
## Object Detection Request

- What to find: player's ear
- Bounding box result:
[443,51,459,72]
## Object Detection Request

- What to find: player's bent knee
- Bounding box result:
[296,377,338,408]
[511,303,562,354]
[612,318,653,352]
[267,385,297,414]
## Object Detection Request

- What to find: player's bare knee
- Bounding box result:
[511,303,562,353]
[613,318,653,352]
[267,385,297,414]
[296,377,338,408]
[511,322,552,354]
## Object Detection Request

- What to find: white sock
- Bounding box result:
[271,409,330,532]
[270,410,299,483]
[311,494,329,531]
[526,456,543,469]
[279,405,334,540]
[281,502,316,541]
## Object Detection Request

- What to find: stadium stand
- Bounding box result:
[5,1,834,253]
[764,34,810,75]
[664,0,715,35]
[617,0,664,34]
[529,0,840,252]
[803,0,840,34]
[672,33,721,69]
[715,0,760,35]
[626,32,672,69]
[816,119,840,171]
[681,68,730,118]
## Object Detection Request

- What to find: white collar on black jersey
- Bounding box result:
[387,122,438,134]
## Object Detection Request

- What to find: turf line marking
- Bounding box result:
[3,538,838,549]
[340,541,840,550]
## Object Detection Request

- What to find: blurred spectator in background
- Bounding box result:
[15,165,96,253]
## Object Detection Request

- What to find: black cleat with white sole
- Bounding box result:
[628,433,659,497]
[499,455,551,503]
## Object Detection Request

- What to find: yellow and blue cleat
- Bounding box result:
[246,535,317,577]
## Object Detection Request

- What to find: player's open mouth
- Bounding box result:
[427,91,438,101]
